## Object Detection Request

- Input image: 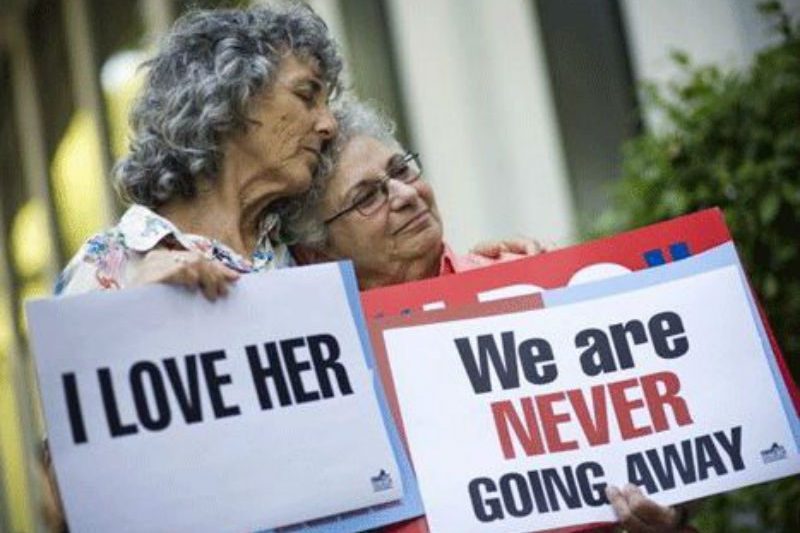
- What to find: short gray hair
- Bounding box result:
[115,3,343,207]
[278,96,401,247]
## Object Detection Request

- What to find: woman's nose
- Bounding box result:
[315,105,337,140]
[387,179,419,210]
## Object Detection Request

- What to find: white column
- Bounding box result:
[620,0,800,124]
[386,0,575,251]
[4,15,62,280]
[62,0,117,220]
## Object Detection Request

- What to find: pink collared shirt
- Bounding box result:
[439,242,518,275]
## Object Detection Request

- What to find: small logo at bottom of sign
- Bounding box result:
[371,469,393,492]
[760,443,787,464]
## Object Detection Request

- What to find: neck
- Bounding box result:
[157,170,284,257]
[356,246,443,291]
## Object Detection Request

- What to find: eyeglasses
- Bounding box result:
[324,151,423,224]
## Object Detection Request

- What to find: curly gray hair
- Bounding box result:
[277,96,401,247]
[115,3,343,207]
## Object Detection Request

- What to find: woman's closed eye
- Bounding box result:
[294,88,316,107]
[295,90,313,104]
[294,80,323,107]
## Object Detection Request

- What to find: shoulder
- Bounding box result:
[55,205,178,296]
[439,242,497,275]
[55,227,132,296]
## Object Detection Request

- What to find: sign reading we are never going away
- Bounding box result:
[375,245,800,533]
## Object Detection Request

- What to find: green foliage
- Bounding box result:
[595,2,800,531]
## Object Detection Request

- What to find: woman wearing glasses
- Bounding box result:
[282,98,697,533]
[283,97,537,288]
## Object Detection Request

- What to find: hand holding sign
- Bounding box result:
[131,249,240,301]
[605,484,692,533]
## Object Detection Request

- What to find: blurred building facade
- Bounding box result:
[0,0,795,531]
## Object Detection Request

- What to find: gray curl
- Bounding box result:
[114,2,343,207]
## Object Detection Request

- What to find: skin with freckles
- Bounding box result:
[316,135,444,290]
[154,53,337,299]
[223,54,335,216]
[189,53,337,255]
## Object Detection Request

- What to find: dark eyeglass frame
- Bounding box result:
[324,151,422,224]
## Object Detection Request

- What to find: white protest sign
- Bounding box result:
[382,261,800,533]
[27,263,407,533]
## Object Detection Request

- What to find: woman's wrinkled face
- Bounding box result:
[226,54,336,202]
[321,136,443,278]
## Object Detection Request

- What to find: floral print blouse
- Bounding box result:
[55,204,293,296]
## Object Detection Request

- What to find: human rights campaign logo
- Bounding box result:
[371,470,393,492]
[760,443,787,464]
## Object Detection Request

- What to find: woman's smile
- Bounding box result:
[393,209,433,236]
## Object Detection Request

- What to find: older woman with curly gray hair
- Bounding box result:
[56,2,341,300]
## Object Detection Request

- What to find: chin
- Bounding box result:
[406,227,443,259]
[284,172,314,196]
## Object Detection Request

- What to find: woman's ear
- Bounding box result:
[291,245,333,265]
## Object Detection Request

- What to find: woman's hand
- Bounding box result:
[131,250,240,301]
[606,484,690,532]
[39,448,66,533]
[470,237,552,259]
